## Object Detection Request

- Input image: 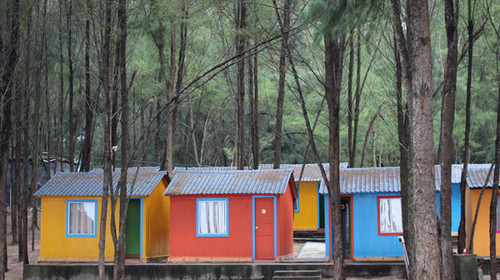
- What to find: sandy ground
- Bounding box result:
[5,207,40,280]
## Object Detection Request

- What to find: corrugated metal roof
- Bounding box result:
[164,169,295,196]
[34,171,168,197]
[259,163,347,182]
[319,164,492,194]
[467,166,495,188]
[92,166,161,172]
[171,163,347,182]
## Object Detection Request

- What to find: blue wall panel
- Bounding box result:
[352,193,404,258]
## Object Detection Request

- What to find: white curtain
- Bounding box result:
[198,200,227,235]
[379,197,403,233]
[68,201,96,234]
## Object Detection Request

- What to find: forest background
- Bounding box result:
[0,0,498,171]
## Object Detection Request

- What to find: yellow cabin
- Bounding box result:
[259,163,347,232]
[465,166,500,257]
[34,170,170,262]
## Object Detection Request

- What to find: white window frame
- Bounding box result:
[196,198,229,237]
[378,196,403,235]
[66,199,97,237]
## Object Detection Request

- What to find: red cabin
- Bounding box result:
[164,169,297,262]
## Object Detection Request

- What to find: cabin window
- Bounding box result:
[196,198,229,237]
[378,196,403,235]
[66,199,97,237]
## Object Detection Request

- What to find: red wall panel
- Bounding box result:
[170,195,253,258]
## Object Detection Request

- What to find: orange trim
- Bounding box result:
[341,194,354,259]
[377,195,403,236]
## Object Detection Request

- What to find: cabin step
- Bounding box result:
[272,269,322,280]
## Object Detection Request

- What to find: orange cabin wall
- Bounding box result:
[169,194,254,258]
[144,178,170,258]
[277,182,295,257]
[467,188,500,257]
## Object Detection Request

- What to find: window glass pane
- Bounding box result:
[379,197,403,234]
[68,201,96,235]
[197,200,227,235]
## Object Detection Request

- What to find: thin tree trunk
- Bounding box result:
[324,37,346,280]
[394,32,413,278]
[236,0,246,170]
[458,0,474,254]
[272,0,290,170]
[0,0,19,276]
[98,0,114,277]
[253,52,259,169]
[248,52,255,168]
[438,0,459,277]
[113,0,128,277]
[360,99,386,168]
[56,0,65,175]
[489,39,500,280]
[66,0,75,172]
[165,20,176,174]
[21,5,32,264]
[347,30,354,168]
[352,30,362,168]
[80,0,94,172]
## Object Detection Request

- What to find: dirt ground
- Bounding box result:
[5,207,40,280]
[4,208,496,280]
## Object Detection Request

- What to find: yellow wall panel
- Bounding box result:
[293,181,319,229]
[39,196,119,260]
[144,178,170,259]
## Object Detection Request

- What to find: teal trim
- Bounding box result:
[66,199,98,238]
[252,195,277,259]
[317,182,320,228]
[324,195,330,259]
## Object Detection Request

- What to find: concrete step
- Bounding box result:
[273,269,322,280]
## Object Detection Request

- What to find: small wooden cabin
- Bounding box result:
[320,165,465,261]
[35,170,170,262]
[164,169,297,262]
[465,166,500,257]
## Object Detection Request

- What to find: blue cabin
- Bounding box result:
[320,165,465,261]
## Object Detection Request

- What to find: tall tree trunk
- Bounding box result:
[21,5,32,264]
[458,0,474,254]
[165,20,176,174]
[347,30,354,168]
[390,0,441,277]
[14,91,21,257]
[31,0,43,250]
[43,0,50,178]
[438,0,459,278]
[272,0,290,169]
[394,32,413,278]
[56,0,65,175]
[66,0,75,172]
[248,52,255,168]
[352,30,362,167]
[324,36,346,280]
[98,0,114,277]
[0,0,19,276]
[489,37,500,280]
[113,0,128,277]
[236,0,246,170]
[252,53,259,169]
[80,0,94,172]
[407,0,441,277]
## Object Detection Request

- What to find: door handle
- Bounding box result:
[255,226,258,229]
